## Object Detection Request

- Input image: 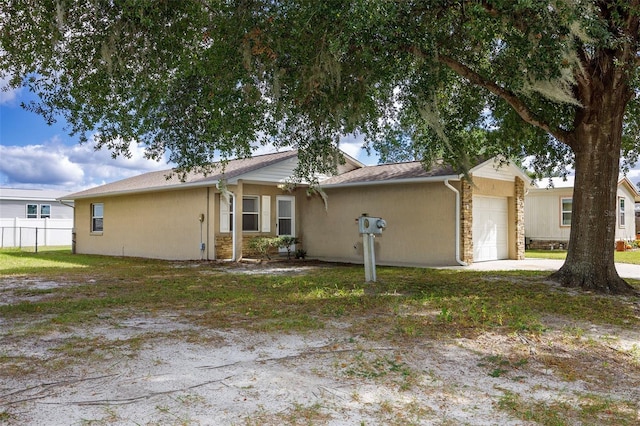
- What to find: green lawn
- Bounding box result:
[526,249,640,264]
[1,248,638,333]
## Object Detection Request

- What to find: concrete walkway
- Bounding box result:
[440,258,640,280]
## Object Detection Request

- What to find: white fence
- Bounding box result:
[0,218,73,248]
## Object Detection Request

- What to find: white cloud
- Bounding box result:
[0,138,168,192]
[0,74,21,105]
[339,133,378,165]
[0,132,381,193]
[625,169,640,188]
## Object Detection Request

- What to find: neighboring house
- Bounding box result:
[0,188,74,247]
[61,151,530,266]
[524,176,640,250]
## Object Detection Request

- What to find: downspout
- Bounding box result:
[206,187,210,260]
[230,192,236,262]
[444,179,468,266]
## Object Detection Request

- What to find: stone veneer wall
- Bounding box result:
[515,177,526,260]
[460,179,474,264]
[215,235,301,260]
[215,235,233,259]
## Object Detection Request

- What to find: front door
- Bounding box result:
[276,196,295,253]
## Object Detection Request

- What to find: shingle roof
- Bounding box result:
[62,150,299,200]
[320,160,458,187]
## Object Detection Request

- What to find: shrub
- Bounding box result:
[277,236,299,260]
[248,237,280,259]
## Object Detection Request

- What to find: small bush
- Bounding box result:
[249,237,280,259]
[277,236,299,260]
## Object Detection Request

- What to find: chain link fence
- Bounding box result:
[0,219,73,252]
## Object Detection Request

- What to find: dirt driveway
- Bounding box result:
[1,262,639,425]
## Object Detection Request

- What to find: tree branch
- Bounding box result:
[437,55,571,145]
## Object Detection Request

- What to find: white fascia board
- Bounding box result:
[340,151,366,168]
[60,179,222,201]
[319,175,461,189]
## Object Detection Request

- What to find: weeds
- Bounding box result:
[497,389,640,425]
[478,354,529,379]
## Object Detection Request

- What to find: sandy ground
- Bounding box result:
[1,265,639,425]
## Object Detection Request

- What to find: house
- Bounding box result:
[0,188,74,247]
[305,157,530,266]
[524,176,640,250]
[61,151,530,266]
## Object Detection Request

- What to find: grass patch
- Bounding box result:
[497,390,639,425]
[527,249,640,265]
[2,251,639,338]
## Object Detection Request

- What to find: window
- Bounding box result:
[40,204,51,219]
[221,195,261,232]
[26,204,38,218]
[91,203,104,233]
[242,196,259,231]
[560,197,572,226]
[619,197,625,227]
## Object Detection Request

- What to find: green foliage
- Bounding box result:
[248,236,280,260]
[276,236,299,260]
[248,236,300,260]
[1,1,638,177]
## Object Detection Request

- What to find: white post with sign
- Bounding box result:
[358,215,387,283]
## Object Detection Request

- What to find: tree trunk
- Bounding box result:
[550,64,636,295]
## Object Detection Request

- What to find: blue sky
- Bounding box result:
[0,82,377,193]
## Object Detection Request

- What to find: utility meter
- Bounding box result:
[358,216,386,234]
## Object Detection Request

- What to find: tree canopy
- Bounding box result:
[2,1,639,293]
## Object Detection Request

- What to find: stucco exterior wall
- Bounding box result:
[74,183,304,261]
[472,176,515,197]
[300,182,458,266]
[74,188,215,260]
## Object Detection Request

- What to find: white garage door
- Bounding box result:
[473,196,509,262]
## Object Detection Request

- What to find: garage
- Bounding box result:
[472,195,509,262]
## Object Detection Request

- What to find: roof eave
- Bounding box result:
[320,175,461,189]
[60,179,222,201]
[618,176,640,200]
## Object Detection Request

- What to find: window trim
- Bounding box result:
[91,203,104,234]
[40,204,51,219]
[26,204,38,219]
[560,197,572,227]
[241,195,260,232]
[618,197,626,228]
